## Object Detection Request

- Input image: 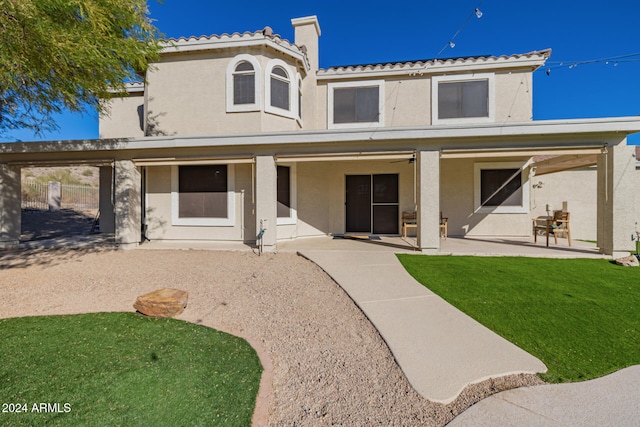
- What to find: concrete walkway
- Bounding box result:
[296,247,547,403]
[449,365,640,426]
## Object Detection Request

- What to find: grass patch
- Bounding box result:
[397,255,640,383]
[0,312,262,426]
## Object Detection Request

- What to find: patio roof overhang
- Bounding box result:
[530,153,600,176]
[1,117,639,165]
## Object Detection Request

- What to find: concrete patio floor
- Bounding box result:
[278,235,609,259]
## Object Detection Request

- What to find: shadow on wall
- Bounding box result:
[138,99,175,137]
[143,206,167,241]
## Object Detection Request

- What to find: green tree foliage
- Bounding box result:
[0,0,162,135]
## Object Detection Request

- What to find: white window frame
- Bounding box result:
[171,164,236,226]
[265,58,297,119]
[296,73,303,123]
[226,54,262,113]
[474,161,529,214]
[432,73,495,125]
[328,80,385,129]
[276,163,297,225]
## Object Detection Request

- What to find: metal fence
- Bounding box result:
[21,180,49,210]
[61,184,99,210]
[21,181,99,210]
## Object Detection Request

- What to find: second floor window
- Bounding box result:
[432,73,494,124]
[270,66,290,111]
[334,86,379,123]
[233,61,255,105]
[438,80,488,119]
[328,81,384,129]
[226,54,261,112]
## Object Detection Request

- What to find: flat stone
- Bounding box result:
[134,288,188,317]
[615,255,639,267]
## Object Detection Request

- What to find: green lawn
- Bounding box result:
[397,255,640,383]
[0,313,262,426]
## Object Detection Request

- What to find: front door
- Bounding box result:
[345,174,399,234]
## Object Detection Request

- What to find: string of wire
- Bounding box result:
[433,0,487,60]
[544,53,640,74]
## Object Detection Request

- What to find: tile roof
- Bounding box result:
[318,49,552,76]
[161,27,306,58]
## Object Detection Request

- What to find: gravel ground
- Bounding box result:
[0,246,543,426]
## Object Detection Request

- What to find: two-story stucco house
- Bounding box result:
[1,16,639,256]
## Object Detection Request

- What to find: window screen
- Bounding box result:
[439,79,488,119]
[333,86,379,124]
[178,165,228,218]
[480,169,522,207]
[270,67,290,111]
[233,62,255,105]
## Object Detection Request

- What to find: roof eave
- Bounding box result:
[3,117,639,157]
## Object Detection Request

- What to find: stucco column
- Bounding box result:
[597,142,637,258]
[0,164,21,248]
[99,165,115,233]
[114,160,141,249]
[416,150,440,254]
[254,155,277,252]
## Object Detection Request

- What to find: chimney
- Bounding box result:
[291,16,321,72]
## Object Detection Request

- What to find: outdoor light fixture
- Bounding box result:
[475,8,483,18]
[449,41,455,48]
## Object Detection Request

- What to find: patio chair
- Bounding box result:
[533,210,571,247]
[440,212,448,239]
[402,211,417,238]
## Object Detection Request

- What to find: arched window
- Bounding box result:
[233,61,255,105]
[270,66,290,111]
[226,55,261,112]
[265,59,296,118]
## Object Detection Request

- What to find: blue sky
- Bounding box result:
[3,0,639,143]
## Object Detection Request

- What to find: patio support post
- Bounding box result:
[255,155,277,252]
[0,164,21,248]
[99,165,115,234]
[114,160,141,249]
[596,141,637,258]
[416,150,440,254]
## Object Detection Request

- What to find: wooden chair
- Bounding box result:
[440,212,448,239]
[402,211,417,238]
[401,211,448,239]
[551,211,571,246]
[533,211,571,247]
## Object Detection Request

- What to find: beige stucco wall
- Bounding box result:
[101,57,536,138]
[144,164,255,242]
[291,160,416,238]
[530,168,597,241]
[315,69,533,130]
[385,78,432,127]
[142,156,608,243]
[144,160,414,242]
[494,71,533,122]
[108,49,304,138]
[440,157,534,237]
[99,94,145,139]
